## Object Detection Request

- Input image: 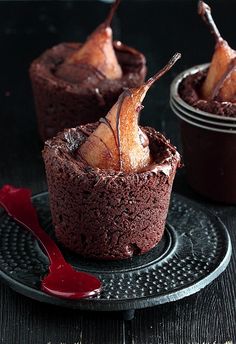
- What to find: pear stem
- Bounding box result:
[145,53,181,88]
[198,1,222,43]
[104,0,121,28]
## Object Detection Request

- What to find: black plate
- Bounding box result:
[0,192,231,312]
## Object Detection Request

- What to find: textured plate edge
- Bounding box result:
[0,231,231,311]
[0,193,232,312]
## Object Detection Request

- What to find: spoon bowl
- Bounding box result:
[42,264,101,299]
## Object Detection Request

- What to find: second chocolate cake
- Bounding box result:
[30,1,146,141]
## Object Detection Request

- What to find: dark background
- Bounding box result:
[0,1,235,343]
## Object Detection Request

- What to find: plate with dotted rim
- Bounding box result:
[0,192,232,311]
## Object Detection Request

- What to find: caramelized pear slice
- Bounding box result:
[199,1,236,102]
[66,0,122,80]
[218,67,236,102]
[79,53,181,172]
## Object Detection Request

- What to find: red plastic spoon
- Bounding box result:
[0,185,102,299]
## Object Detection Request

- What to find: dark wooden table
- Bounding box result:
[0,1,235,343]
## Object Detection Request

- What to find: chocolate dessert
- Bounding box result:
[179,1,236,117]
[179,70,236,117]
[172,2,236,203]
[30,0,146,141]
[43,54,181,260]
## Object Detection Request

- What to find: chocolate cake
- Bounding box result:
[179,70,236,117]
[43,124,180,260]
[30,41,146,141]
[30,0,148,141]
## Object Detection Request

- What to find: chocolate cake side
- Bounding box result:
[30,43,147,141]
[43,124,180,260]
[179,70,236,117]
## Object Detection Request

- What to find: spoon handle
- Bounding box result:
[0,185,66,269]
